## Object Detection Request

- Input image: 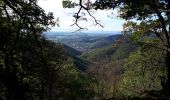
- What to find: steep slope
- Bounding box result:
[83,35,137,98]
[81,35,136,61]
[81,45,116,60]
[62,44,89,71]
[63,44,82,56]
[72,56,90,71]
[90,34,122,49]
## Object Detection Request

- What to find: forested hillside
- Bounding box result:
[1,0,170,100]
[0,1,97,99]
[47,31,168,99]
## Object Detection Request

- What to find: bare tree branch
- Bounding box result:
[70,6,87,31]
[71,0,104,31]
[86,10,104,27]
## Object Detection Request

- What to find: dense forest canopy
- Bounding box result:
[74,0,170,90]
[1,0,170,100]
[0,0,97,100]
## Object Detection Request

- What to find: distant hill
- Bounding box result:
[72,56,90,71]
[44,31,122,52]
[62,44,89,71]
[81,45,116,60]
[63,44,82,56]
[81,35,136,61]
[90,34,122,49]
[45,33,135,71]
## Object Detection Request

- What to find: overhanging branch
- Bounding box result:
[71,0,104,31]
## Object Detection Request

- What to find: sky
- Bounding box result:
[38,0,125,32]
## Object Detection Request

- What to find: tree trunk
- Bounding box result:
[49,82,52,100]
[165,51,170,90]
[40,82,44,100]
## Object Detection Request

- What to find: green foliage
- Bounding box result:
[81,44,115,60]
[0,0,55,99]
[1,0,170,99]
[0,0,98,100]
[81,35,136,61]
[62,44,89,71]
[72,56,90,71]
[123,21,163,47]
[117,48,166,97]
[48,56,96,100]
[111,40,136,60]
[62,0,76,8]
[63,44,82,56]
[90,34,122,49]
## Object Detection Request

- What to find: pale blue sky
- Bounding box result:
[38,0,125,32]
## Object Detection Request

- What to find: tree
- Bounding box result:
[0,0,55,99]
[0,1,99,99]
[118,47,166,96]
[62,0,77,8]
[84,0,170,90]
